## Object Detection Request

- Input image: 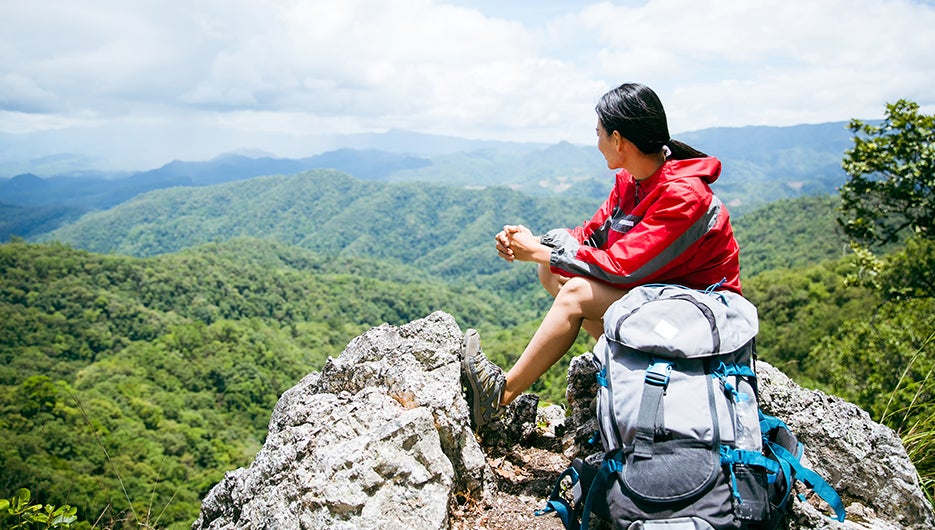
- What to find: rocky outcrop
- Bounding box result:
[194,312,934,529]
[193,312,487,530]
[758,362,934,529]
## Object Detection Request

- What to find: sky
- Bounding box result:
[2,0,934,169]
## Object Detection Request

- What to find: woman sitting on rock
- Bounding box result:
[462,82,742,429]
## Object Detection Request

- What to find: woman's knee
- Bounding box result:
[538,264,564,296]
[553,276,593,305]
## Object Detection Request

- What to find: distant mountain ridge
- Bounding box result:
[0,128,544,177]
[3,122,855,242]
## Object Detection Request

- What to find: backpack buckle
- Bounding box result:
[644,360,672,387]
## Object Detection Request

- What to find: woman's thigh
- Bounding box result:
[538,264,566,297]
[556,276,628,321]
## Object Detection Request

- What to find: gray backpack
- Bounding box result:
[537,284,845,530]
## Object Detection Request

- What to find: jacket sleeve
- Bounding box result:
[543,182,721,288]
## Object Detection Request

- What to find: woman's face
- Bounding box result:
[596,120,624,170]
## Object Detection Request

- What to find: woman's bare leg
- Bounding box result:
[501,274,626,405]
[538,265,606,340]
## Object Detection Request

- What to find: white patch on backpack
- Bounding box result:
[653,319,679,341]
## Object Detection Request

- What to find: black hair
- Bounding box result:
[595,83,707,160]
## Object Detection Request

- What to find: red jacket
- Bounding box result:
[540,157,742,294]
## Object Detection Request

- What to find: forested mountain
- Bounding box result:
[37,169,601,282]
[0,202,88,241]
[0,152,429,210]
[37,167,846,282]
[385,122,854,214]
[682,122,853,214]
[732,195,848,277]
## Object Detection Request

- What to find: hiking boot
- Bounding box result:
[461,329,506,429]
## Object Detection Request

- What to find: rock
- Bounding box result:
[563,351,935,530]
[757,361,934,530]
[192,311,490,530]
[563,349,602,460]
[474,393,541,449]
[536,404,567,439]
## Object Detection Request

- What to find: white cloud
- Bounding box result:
[564,0,935,133]
[1,0,934,165]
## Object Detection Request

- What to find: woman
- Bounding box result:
[462,83,742,429]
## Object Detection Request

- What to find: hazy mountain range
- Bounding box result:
[1,122,855,243]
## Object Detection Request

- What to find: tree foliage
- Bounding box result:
[839,99,935,247]
[0,239,546,528]
[0,488,78,529]
[731,195,848,278]
[743,258,879,382]
[735,106,935,498]
[878,236,935,301]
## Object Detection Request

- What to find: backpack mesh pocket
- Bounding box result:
[621,441,721,503]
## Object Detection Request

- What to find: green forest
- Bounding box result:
[1,101,933,529]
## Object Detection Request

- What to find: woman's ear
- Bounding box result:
[611,130,625,153]
[612,130,631,156]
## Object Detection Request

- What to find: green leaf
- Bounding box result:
[51,504,78,526]
[12,489,30,510]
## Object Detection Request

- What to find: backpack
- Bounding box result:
[536,283,846,530]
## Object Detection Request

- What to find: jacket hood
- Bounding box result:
[661,157,722,185]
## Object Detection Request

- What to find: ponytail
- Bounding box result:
[665,139,708,160]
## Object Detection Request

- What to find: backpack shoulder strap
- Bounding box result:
[633,359,673,458]
[534,467,581,530]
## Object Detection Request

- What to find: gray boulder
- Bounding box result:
[192,311,489,530]
[757,361,934,529]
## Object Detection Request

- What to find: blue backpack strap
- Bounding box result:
[580,455,622,530]
[720,445,781,503]
[720,446,781,474]
[767,441,795,496]
[759,412,845,520]
[535,467,581,530]
[759,411,790,436]
[758,412,795,495]
[712,361,757,380]
[769,442,847,522]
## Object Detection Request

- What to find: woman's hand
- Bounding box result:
[495,226,516,262]
[495,225,550,265]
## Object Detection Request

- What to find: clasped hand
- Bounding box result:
[495,225,547,264]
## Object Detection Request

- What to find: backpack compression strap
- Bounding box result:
[633,359,673,458]
[760,413,847,523]
[768,442,846,522]
[580,456,624,530]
